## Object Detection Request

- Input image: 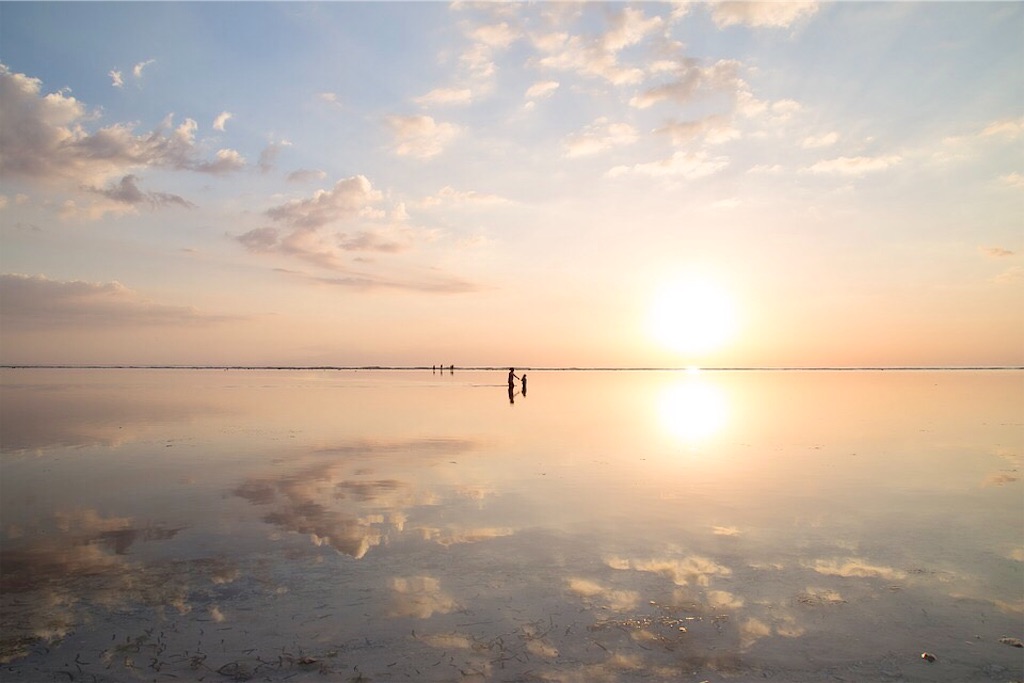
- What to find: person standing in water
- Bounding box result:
[521,374,527,396]
[508,368,518,389]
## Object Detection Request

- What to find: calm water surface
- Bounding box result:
[1,369,1021,682]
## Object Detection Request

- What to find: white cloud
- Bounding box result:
[385,115,459,159]
[607,150,729,179]
[802,131,839,149]
[415,87,473,107]
[564,118,638,158]
[132,59,155,79]
[108,69,124,88]
[807,154,902,175]
[525,80,559,100]
[656,115,735,146]
[0,64,245,188]
[420,186,511,208]
[212,111,233,132]
[981,116,1024,139]
[709,1,819,29]
[532,7,663,86]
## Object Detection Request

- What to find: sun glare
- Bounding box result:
[658,375,729,443]
[648,276,738,357]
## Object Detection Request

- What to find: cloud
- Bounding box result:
[532,6,662,85]
[415,87,473,107]
[709,1,819,29]
[991,265,1024,284]
[212,111,233,131]
[629,59,743,110]
[385,115,459,159]
[265,175,382,230]
[196,148,246,175]
[981,116,1024,139]
[310,270,480,295]
[0,273,235,329]
[420,185,512,208]
[802,131,839,149]
[0,64,246,187]
[655,115,736,146]
[980,246,1014,258]
[236,176,448,276]
[564,118,638,158]
[1000,172,1024,189]
[86,174,193,209]
[132,59,155,79]
[607,150,729,179]
[525,80,559,100]
[108,69,124,88]
[806,154,902,175]
[257,140,291,174]
[286,168,327,183]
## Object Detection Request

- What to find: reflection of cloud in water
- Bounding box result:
[388,576,458,618]
[807,557,906,581]
[0,508,199,661]
[608,554,732,586]
[414,525,514,546]
[233,437,491,558]
[567,577,640,611]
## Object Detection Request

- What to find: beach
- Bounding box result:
[1,368,1021,682]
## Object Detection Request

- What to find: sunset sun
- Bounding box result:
[648,276,738,357]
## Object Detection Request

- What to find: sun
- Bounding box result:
[648,276,738,356]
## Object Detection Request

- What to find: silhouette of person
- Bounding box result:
[521,374,527,396]
[508,367,518,389]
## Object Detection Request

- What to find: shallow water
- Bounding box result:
[1,368,1021,682]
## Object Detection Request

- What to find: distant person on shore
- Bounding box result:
[508,368,518,389]
[521,374,527,396]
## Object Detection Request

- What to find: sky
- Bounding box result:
[0,1,1021,368]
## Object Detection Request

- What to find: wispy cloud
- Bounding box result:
[806,154,902,176]
[608,150,729,179]
[980,246,1014,258]
[85,174,194,210]
[420,186,512,208]
[0,273,236,329]
[564,118,638,158]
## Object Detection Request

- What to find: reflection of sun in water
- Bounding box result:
[649,276,738,356]
[658,376,729,443]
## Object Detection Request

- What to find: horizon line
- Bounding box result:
[2,364,1022,372]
